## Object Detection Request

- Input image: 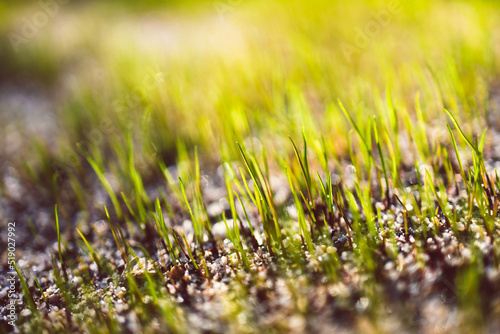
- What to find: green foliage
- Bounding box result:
[3,0,500,332]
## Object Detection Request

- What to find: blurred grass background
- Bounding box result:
[1,0,500,219]
[3,2,500,332]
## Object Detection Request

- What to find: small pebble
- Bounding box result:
[48,293,62,304]
[20,309,32,317]
[326,246,336,254]
[0,288,8,300]
[168,265,185,280]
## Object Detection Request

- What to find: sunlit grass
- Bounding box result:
[2,0,500,332]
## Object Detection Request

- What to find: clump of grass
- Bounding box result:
[32,275,48,304]
[76,228,106,274]
[4,0,500,332]
[80,144,123,219]
[238,142,284,254]
[11,261,38,317]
